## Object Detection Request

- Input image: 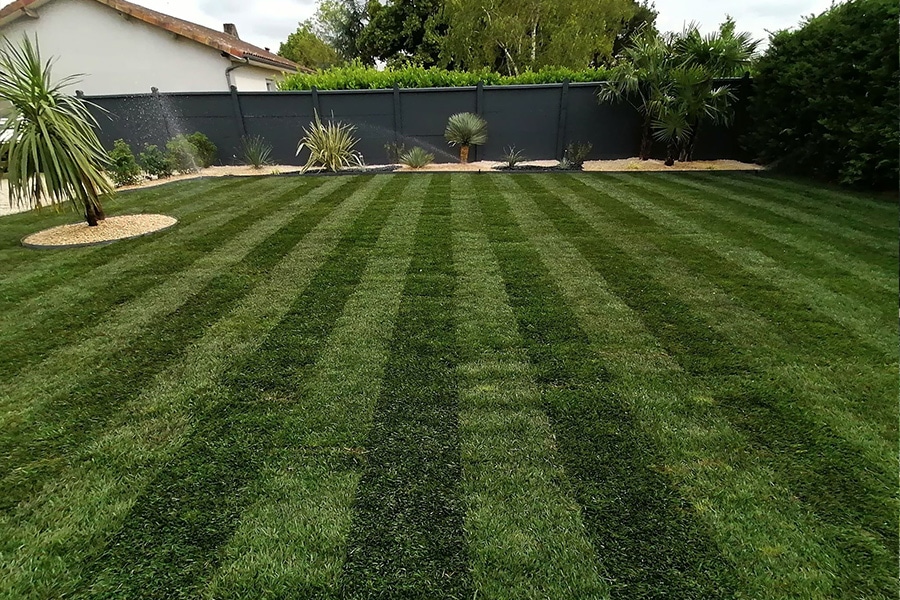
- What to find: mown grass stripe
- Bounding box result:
[718,172,897,228]
[536,174,897,464]
[0,178,315,380]
[475,174,736,599]
[489,175,855,598]
[0,176,389,600]
[204,176,429,600]
[0,177,351,418]
[340,175,472,599]
[521,175,897,597]
[577,174,894,361]
[0,177,373,508]
[630,174,895,297]
[0,177,245,286]
[451,174,605,599]
[669,173,892,253]
[84,175,404,600]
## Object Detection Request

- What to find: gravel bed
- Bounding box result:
[22,214,177,249]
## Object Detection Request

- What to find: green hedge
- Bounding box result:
[279,63,609,91]
[747,0,899,189]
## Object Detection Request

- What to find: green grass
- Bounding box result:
[0,172,895,599]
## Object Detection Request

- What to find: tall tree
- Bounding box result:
[440,0,643,74]
[311,0,370,64]
[279,22,341,69]
[357,0,447,67]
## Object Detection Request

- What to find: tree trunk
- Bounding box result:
[664,142,676,167]
[639,116,652,160]
[680,122,699,162]
[460,145,470,163]
[85,204,100,227]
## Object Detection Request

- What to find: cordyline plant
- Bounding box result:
[0,36,113,225]
[297,111,363,173]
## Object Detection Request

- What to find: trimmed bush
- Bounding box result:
[747,0,899,189]
[187,132,217,168]
[138,144,174,179]
[280,63,609,91]
[108,139,142,187]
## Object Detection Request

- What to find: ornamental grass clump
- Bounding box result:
[444,112,487,163]
[241,135,273,169]
[399,147,434,169]
[0,36,114,225]
[297,111,364,172]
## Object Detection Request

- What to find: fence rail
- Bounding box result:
[84,80,752,167]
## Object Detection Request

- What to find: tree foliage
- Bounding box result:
[286,0,656,72]
[310,0,369,64]
[747,0,899,189]
[441,0,648,74]
[278,22,341,69]
[357,0,447,67]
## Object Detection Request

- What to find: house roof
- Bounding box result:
[0,0,309,73]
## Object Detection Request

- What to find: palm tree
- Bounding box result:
[0,36,113,226]
[601,20,757,164]
[444,112,488,163]
[598,29,673,160]
[671,20,757,161]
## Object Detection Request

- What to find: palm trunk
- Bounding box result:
[84,202,101,226]
[459,145,470,163]
[639,115,652,160]
[664,141,677,167]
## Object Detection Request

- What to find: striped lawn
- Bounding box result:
[0,172,895,600]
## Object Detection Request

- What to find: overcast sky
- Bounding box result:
[137,0,837,55]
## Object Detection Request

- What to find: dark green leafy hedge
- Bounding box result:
[279,63,608,90]
[747,0,899,189]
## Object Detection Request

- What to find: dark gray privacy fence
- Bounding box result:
[84,80,752,166]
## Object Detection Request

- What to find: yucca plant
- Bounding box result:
[297,111,363,173]
[0,36,113,225]
[399,146,434,169]
[444,112,487,163]
[241,135,273,169]
[502,145,525,168]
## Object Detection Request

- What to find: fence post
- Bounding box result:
[556,79,570,160]
[392,83,402,143]
[311,85,321,117]
[229,85,247,143]
[151,86,172,140]
[475,80,484,162]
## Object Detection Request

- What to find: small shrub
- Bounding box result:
[560,142,593,170]
[138,144,173,179]
[107,139,141,187]
[187,132,217,168]
[502,145,526,168]
[166,135,202,173]
[445,112,488,162]
[241,135,273,169]
[399,146,434,169]
[297,111,364,173]
[384,141,407,163]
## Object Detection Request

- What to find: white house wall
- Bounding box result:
[0,0,269,94]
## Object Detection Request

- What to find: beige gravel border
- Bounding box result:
[22,214,178,249]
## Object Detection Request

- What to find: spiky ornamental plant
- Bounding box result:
[444,112,487,163]
[0,36,113,226]
[297,111,364,173]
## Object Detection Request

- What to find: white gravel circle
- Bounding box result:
[22,214,177,249]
